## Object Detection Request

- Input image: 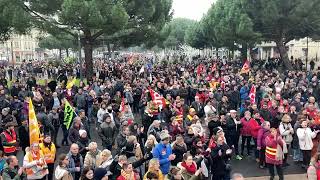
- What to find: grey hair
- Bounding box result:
[232,173,244,180]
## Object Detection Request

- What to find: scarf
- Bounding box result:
[120,169,135,180]
[181,161,196,174]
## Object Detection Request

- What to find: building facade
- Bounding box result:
[256,38,320,62]
[0,30,45,64]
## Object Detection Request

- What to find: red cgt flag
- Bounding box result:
[211,63,217,72]
[241,60,250,74]
[249,85,256,104]
[148,88,166,108]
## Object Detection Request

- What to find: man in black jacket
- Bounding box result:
[226,110,242,160]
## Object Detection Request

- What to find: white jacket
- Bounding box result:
[279,122,294,144]
[297,127,317,150]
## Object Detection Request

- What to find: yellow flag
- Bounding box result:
[29,99,40,145]
[66,78,76,90]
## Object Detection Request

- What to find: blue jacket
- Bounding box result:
[240,86,249,101]
[152,142,172,174]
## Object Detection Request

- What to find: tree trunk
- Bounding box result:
[66,48,69,57]
[275,39,293,70]
[240,44,248,62]
[59,48,62,61]
[82,30,94,81]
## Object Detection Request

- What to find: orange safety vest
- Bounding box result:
[265,146,277,160]
[25,151,48,176]
[2,130,17,154]
[39,143,56,164]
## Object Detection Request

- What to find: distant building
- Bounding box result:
[0,30,45,64]
[255,38,320,62]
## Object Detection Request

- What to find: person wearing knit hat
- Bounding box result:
[79,130,87,138]
[152,130,175,175]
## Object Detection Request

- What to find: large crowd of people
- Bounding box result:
[0,55,319,180]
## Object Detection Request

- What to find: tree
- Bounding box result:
[185,22,208,49]
[38,34,76,59]
[243,0,320,69]
[16,0,172,79]
[0,0,31,41]
[204,0,260,60]
[160,18,196,48]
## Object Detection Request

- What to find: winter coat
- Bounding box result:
[279,122,294,144]
[240,117,253,136]
[171,142,187,166]
[116,133,127,150]
[226,117,242,137]
[257,128,270,148]
[210,143,231,176]
[184,133,196,151]
[249,118,264,139]
[68,125,80,143]
[98,122,117,147]
[152,142,173,175]
[76,137,89,159]
[55,165,73,180]
[67,152,84,179]
[84,150,102,169]
[297,127,317,150]
[240,86,249,101]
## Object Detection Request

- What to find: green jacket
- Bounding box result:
[2,166,25,180]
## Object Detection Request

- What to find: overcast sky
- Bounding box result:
[172,0,215,21]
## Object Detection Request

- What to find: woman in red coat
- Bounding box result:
[265,128,285,180]
[249,111,265,161]
[240,111,253,156]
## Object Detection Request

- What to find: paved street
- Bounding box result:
[33,123,306,179]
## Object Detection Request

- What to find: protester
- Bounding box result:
[1,122,18,156]
[39,135,56,180]
[2,155,25,180]
[307,153,320,180]
[55,154,73,180]
[265,128,285,180]
[257,121,271,168]
[144,158,164,180]
[23,143,49,180]
[67,143,84,180]
[84,142,102,168]
[80,166,94,180]
[98,114,117,150]
[297,119,320,169]
[152,130,175,175]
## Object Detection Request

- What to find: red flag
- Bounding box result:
[241,60,250,74]
[249,85,256,104]
[196,64,204,76]
[211,63,217,72]
[149,88,166,108]
[120,96,125,112]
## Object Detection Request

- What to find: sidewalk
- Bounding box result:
[246,174,307,180]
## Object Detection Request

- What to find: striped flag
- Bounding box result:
[249,85,256,104]
[29,99,41,145]
[148,88,166,108]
